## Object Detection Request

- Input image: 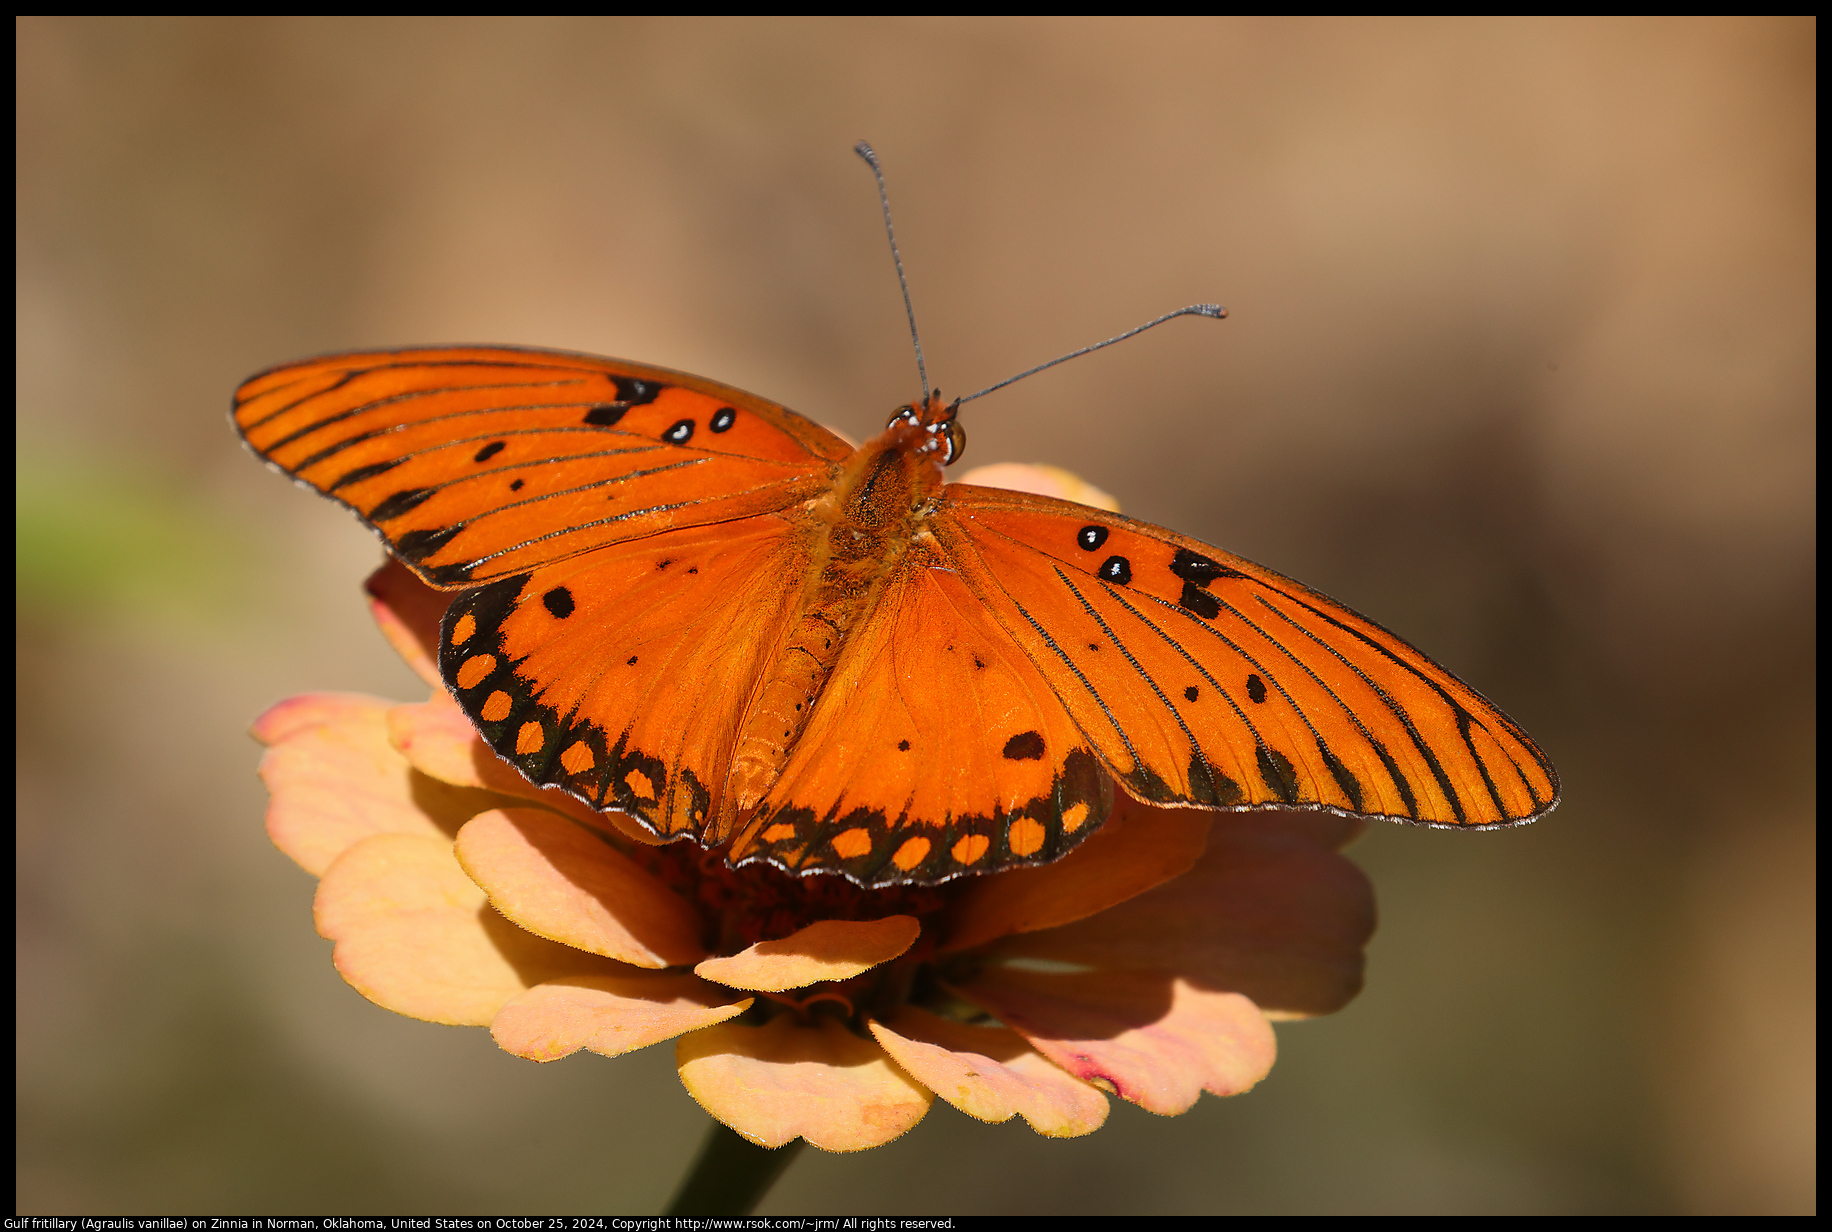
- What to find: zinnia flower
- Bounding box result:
[250,465,1375,1165]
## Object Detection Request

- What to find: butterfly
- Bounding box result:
[234,342,1558,888]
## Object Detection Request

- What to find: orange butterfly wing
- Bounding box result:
[729,534,1115,883]
[234,346,849,585]
[444,517,807,835]
[238,348,1557,888]
[718,480,1555,885]
[928,483,1559,829]
[236,346,850,849]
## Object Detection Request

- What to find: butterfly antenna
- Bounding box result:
[958,304,1228,405]
[855,141,930,404]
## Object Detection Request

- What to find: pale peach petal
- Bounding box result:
[694,917,920,992]
[993,812,1375,1016]
[952,968,1275,1115]
[455,808,706,968]
[491,972,750,1062]
[868,1007,1107,1137]
[676,1015,931,1151]
[387,693,664,846]
[254,693,505,875]
[387,692,548,798]
[953,463,1120,512]
[314,832,622,1026]
[942,793,1210,954]
[251,692,386,747]
[363,559,450,688]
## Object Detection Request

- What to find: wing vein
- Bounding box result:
[1240,592,1474,821]
[256,381,598,446]
[1053,566,1216,797]
[1098,586,1277,752]
[1001,587,1143,774]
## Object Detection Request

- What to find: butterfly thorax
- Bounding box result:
[720,405,952,835]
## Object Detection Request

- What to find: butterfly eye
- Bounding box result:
[886,405,919,430]
[942,420,967,465]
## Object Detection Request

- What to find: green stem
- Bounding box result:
[664,1121,806,1215]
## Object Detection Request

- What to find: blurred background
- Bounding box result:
[15,16,1814,1216]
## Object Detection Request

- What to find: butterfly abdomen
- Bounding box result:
[722,421,948,839]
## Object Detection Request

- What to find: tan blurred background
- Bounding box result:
[15,16,1814,1215]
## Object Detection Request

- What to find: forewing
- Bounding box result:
[439,514,808,843]
[936,484,1558,828]
[729,539,1113,886]
[234,346,849,585]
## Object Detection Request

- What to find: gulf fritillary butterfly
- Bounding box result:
[235,156,1556,890]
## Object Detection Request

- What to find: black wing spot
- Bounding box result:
[1178,582,1222,620]
[370,488,435,521]
[710,406,737,433]
[1003,731,1046,761]
[583,404,627,426]
[1246,673,1268,704]
[396,523,464,564]
[1087,642,1101,652]
[1170,547,1241,585]
[423,559,478,585]
[439,574,528,680]
[1257,746,1301,803]
[663,419,695,444]
[1184,685,1199,702]
[677,766,712,830]
[1456,707,1510,822]
[1186,748,1241,806]
[472,441,506,463]
[1318,737,1366,812]
[897,739,910,751]
[332,459,400,490]
[1121,760,1176,803]
[1192,750,1244,806]
[610,376,665,405]
[1099,555,1132,584]
[1369,737,1419,817]
[626,655,638,665]
[655,557,673,570]
[1077,525,1109,551]
[972,655,986,670]
[509,478,525,491]
[606,742,670,816]
[542,587,575,619]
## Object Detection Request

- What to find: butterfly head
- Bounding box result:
[886,392,967,466]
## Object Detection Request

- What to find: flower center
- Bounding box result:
[634,840,957,958]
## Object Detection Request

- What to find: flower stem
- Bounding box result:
[664,1121,806,1215]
